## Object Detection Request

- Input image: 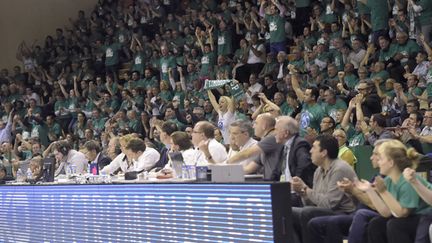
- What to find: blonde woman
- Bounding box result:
[207,90,235,145]
[404,166,432,243]
[355,140,430,243]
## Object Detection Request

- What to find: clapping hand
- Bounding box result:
[354,179,373,192]
[337,177,354,192]
[373,176,387,193]
[403,168,417,184]
[291,176,306,193]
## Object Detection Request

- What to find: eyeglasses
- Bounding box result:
[333,134,346,138]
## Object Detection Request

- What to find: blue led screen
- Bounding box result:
[0,183,275,242]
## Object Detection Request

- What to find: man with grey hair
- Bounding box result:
[226,113,280,178]
[227,120,258,166]
[274,116,315,187]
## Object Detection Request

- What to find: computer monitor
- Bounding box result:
[168,151,184,178]
[42,157,56,182]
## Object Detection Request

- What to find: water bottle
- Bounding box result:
[181,165,189,179]
[26,168,33,180]
[87,162,91,175]
[65,164,72,176]
[70,164,77,175]
[16,169,25,182]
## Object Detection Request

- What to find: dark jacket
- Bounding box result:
[97,153,112,170]
[286,134,316,188]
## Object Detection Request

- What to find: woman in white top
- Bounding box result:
[207,90,235,145]
[159,131,203,178]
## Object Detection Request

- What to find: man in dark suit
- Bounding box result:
[83,140,112,172]
[274,116,316,187]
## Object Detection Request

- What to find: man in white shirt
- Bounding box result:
[123,138,160,172]
[191,121,228,164]
[411,109,432,143]
[246,33,266,66]
[82,140,111,173]
[227,120,258,166]
[347,38,366,69]
[102,135,159,174]
[246,74,264,104]
[53,140,88,176]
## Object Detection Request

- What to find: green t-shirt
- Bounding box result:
[344,74,359,89]
[234,48,246,63]
[295,0,311,8]
[172,37,185,51]
[417,0,432,25]
[173,91,186,108]
[385,175,432,215]
[200,51,216,76]
[48,123,62,139]
[289,59,305,72]
[319,12,337,24]
[324,99,347,120]
[370,70,390,91]
[137,77,158,89]
[331,49,344,71]
[280,102,294,116]
[357,2,371,15]
[159,90,173,103]
[103,98,119,114]
[165,21,179,32]
[159,56,177,81]
[217,30,232,56]
[117,30,130,45]
[367,0,389,31]
[317,51,331,63]
[406,87,424,100]
[395,40,421,66]
[379,44,397,63]
[214,64,232,78]
[132,51,146,73]
[54,100,69,115]
[103,43,122,66]
[299,103,325,135]
[427,82,432,97]
[127,119,140,133]
[304,36,317,49]
[124,80,136,91]
[349,131,365,147]
[265,14,286,43]
[133,95,145,110]
[91,117,107,134]
[106,82,119,95]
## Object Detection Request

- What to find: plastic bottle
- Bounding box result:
[16,169,25,182]
[26,168,33,180]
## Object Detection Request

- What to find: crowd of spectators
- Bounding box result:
[1,0,432,242]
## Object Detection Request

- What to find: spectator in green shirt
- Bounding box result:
[356,139,429,243]
[259,0,287,54]
[103,37,122,81]
[410,0,432,44]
